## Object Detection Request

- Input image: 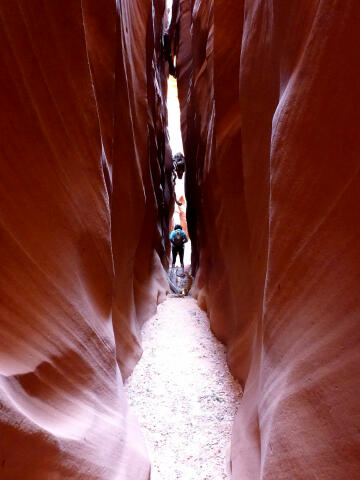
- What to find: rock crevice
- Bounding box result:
[1,1,360,479]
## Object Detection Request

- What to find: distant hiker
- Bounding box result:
[162,32,176,77]
[173,152,185,179]
[172,152,186,206]
[170,224,188,269]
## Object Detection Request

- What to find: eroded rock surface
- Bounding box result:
[0,1,172,478]
[173,1,360,478]
[2,1,360,478]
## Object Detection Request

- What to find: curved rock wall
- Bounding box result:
[0,1,171,478]
[174,1,360,478]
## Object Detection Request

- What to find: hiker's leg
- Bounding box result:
[172,246,177,267]
[179,247,184,267]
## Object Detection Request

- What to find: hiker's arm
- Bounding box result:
[182,233,188,243]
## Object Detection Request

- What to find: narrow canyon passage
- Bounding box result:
[1,2,359,479]
[125,295,242,480]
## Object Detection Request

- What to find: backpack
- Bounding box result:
[173,230,184,247]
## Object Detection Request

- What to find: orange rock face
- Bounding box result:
[174,0,360,478]
[0,1,171,478]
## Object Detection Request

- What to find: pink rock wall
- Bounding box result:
[174,1,360,478]
[0,1,171,478]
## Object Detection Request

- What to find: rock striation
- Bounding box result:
[0,1,172,478]
[2,0,360,478]
[173,0,360,478]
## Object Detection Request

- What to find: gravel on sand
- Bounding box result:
[125,296,242,480]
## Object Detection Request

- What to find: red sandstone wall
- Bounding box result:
[175,1,360,478]
[0,1,171,478]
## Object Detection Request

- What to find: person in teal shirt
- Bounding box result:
[169,224,188,269]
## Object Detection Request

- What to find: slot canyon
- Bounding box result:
[0,0,359,479]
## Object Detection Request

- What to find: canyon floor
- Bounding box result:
[125,294,242,480]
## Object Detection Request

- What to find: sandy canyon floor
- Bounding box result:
[125,295,242,479]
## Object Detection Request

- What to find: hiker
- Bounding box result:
[162,32,176,77]
[172,152,186,206]
[173,152,185,179]
[170,224,188,269]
